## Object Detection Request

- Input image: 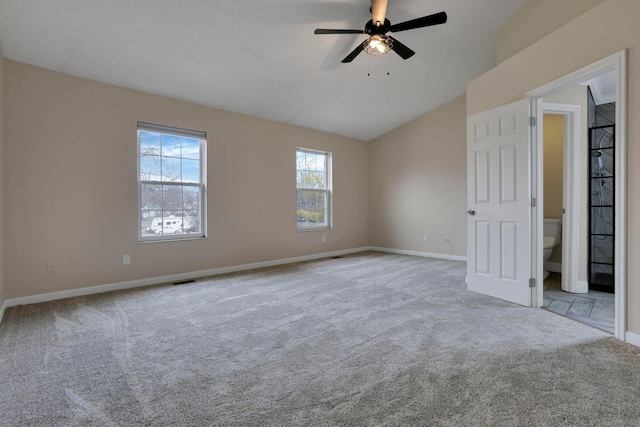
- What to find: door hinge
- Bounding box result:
[529,278,536,288]
[529,116,537,127]
[530,197,536,207]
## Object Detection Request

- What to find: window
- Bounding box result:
[296,148,331,230]
[138,122,206,241]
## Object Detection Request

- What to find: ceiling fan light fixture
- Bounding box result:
[363,35,392,56]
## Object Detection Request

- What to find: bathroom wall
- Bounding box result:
[543,114,564,219]
[543,114,564,264]
[544,85,589,283]
[0,45,5,317]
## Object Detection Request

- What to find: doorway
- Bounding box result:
[532,101,613,333]
[528,50,627,340]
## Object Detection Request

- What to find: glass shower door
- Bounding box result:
[589,123,614,293]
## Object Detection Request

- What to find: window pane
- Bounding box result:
[315,153,326,171]
[182,159,200,183]
[296,151,326,190]
[140,155,162,181]
[162,185,183,212]
[161,134,182,158]
[298,171,326,189]
[141,184,163,210]
[181,138,200,160]
[183,186,200,212]
[297,189,327,228]
[144,213,167,236]
[140,131,161,155]
[183,186,201,234]
[161,157,182,182]
[140,211,155,237]
[158,212,184,235]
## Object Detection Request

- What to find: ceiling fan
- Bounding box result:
[314,0,447,63]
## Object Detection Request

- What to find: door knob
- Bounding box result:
[467,209,476,216]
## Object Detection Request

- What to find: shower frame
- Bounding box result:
[588,122,615,293]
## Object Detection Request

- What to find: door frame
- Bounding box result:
[527,50,627,340]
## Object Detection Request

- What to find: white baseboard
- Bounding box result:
[370,246,467,262]
[625,331,640,348]
[0,299,7,324]
[575,280,589,294]
[2,247,371,313]
[557,280,589,294]
[544,261,562,273]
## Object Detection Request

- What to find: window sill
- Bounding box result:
[138,235,207,244]
[296,227,332,233]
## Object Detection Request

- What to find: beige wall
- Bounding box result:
[3,60,370,300]
[369,95,467,257]
[543,114,564,219]
[497,0,605,63]
[468,0,640,333]
[545,85,589,280]
[0,47,5,313]
[542,114,564,264]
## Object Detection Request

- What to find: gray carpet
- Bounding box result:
[1,251,640,426]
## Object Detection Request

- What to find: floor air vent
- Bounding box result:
[173,279,196,286]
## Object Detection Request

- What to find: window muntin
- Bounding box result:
[296,148,331,230]
[138,123,206,241]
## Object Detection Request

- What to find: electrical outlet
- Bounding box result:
[123,255,131,265]
[423,234,429,242]
[322,235,326,243]
[46,262,55,273]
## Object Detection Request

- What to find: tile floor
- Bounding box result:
[542,273,614,334]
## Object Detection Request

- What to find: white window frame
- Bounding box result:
[296,147,332,231]
[137,122,207,242]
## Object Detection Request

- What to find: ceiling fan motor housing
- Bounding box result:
[366,19,391,35]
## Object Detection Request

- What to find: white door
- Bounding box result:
[467,99,532,306]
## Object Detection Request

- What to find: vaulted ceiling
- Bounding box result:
[0,0,527,140]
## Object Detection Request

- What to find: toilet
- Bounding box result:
[543,218,562,279]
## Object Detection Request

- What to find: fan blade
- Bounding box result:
[342,44,365,63]
[388,36,415,60]
[389,11,447,33]
[315,29,366,34]
[371,0,388,26]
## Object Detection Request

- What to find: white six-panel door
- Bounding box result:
[467,99,532,306]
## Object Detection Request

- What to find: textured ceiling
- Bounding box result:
[0,0,527,141]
